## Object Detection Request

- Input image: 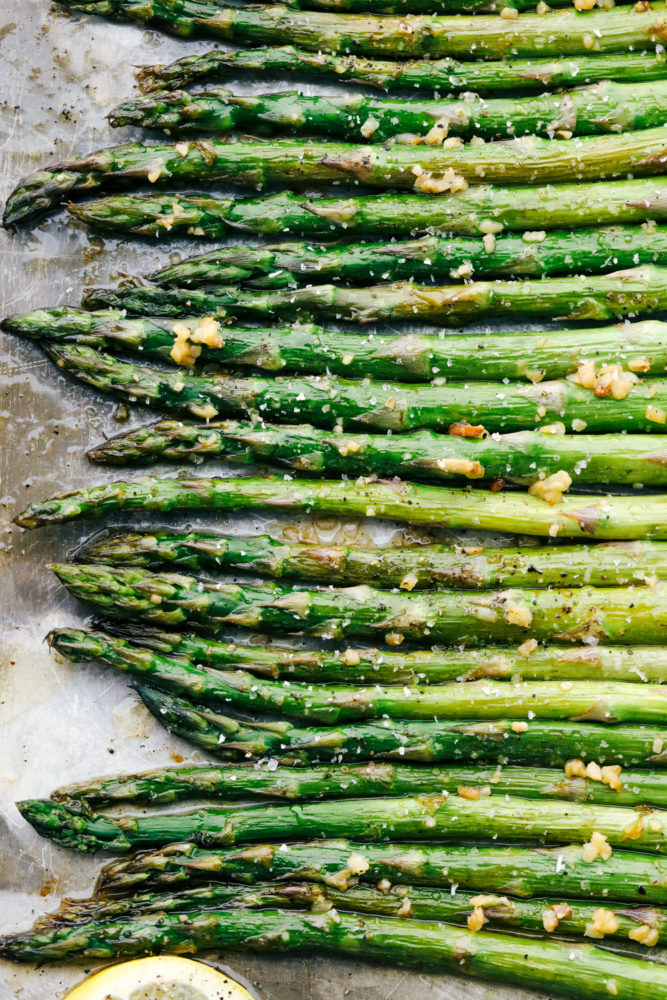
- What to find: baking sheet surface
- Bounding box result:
[1,4,532,996]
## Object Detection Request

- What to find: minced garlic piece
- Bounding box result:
[335,439,363,456]
[457,785,482,800]
[191,316,225,348]
[518,638,538,658]
[622,814,645,840]
[467,906,488,931]
[397,897,412,916]
[424,119,450,145]
[470,894,509,906]
[536,0,550,10]
[582,831,612,862]
[361,116,380,138]
[574,0,596,8]
[600,765,622,793]
[499,5,519,16]
[572,361,597,389]
[347,853,370,874]
[538,421,566,435]
[628,924,659,946]
[400,572,419,592]
[597,364,638,399]
[147,167,162,183]
[653,736,665,754]
[413,166,469,194]
[529,470,572,505]
[646,404,667,424]
[583,32,596,48]
[522,230,547,244]
[628,357,651,372]
[511,721,529,733]
[175,142,190,157]
[443,136,463,149]
[170,321,203,366]
[341,353,354,366]
[451,261,474,279]
[506,605,533,628]
[448,422,486,438]
[572,419,588,432]
[483,233,496,254]
[385,632,404,646]
[585,761,603,781]
[479,219,504,235]
[436,457,485,478]
[543,902,573,932]
[571,361,638,400]
[190,403,219,420]
[560,681,573,692]
[585,908,619,938]
[565,759,587,778]
[342,649,361,666]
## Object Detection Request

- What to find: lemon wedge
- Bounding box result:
[65,955,259,1000]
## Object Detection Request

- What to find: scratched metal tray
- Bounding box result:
[0,3,552,997]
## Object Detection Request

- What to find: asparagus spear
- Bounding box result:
[148,228,667,288]
[9,307,667,384]
[49,625,667,725]
[78,530,667,592]
[54,0,667,61]
[88,420,667,490]
[17,791,667,853]
[136,45,667,94]
[48,563,667,646]
[97,618,667,684]
[98,835,667,899]
[4,907,665,998]
[84,265,667,326]
[53,760,667,810]
[17,474,667,539]
[138,684,667,769]
[28,881,667,952]
[67,179,667,240]
[9,128,667,227]
[109,80,667,142]
[28,882,667,955]
[40,343,667,434]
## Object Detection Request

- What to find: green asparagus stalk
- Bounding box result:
[16,790,667,853]
[4,907,665,999]
[97,617,667,684]
[49,625,667,725]
[98,835,667,900]
[48,563,667,646]
[9,127,667,226]
[88,420,667,490]
[9,307,667,384]
[66,179,667,240]
[137,683,667,769]
[84,265,667,326]
[135,45,667,94]
[52,760,667,810]
[54,0,667,61]
[17,474,667,540]
[29,881,667,953]
[148,228,667,288]
[109,80,667,142]
[41,343,667,435]
[78,530,667,593]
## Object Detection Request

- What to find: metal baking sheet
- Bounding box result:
[1,3,537,997]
